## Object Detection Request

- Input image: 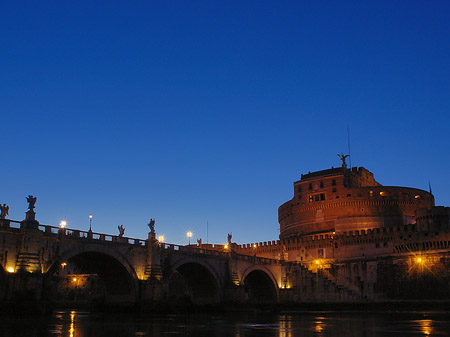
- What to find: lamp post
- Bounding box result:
[60,220,67,228]
[89,214,93,232]
[187,231,193,245]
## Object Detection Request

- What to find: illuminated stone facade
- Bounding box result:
[278,166,434,239]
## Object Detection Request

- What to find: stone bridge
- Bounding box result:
[0,217,286,306]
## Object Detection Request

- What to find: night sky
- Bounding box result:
[1,1,449,245]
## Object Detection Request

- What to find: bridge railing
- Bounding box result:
[160,243,230,257]
[22,223,148,247]
[159,243,281,263]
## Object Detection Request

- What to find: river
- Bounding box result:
[1,309,449,336]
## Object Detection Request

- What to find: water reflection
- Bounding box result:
[0,310,449,336]
[416,319,433,336]
[313,316,326,334]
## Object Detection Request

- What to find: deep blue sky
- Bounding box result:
[1,1,449,245]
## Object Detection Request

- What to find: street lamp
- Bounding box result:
[187,231,193,245]
[89,214,93,232]
[158,235,164,243]
[60,220,67,228]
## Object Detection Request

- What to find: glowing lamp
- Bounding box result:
[186,231,193,245]
[158,235,164,242]
[60,220,67,228]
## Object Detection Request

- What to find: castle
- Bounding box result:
[233,160,450,300]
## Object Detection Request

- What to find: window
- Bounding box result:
[309,183,313,190]
[320,181,324,188]
[369,190,374,197]
[332,179,336,186]
[298,194,302,199]
[297,185,302,193]
[309,193,326,202]
[332,188,337,193]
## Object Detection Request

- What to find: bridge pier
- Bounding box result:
[144,233,162,281]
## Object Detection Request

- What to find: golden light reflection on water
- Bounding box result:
[69,311,75,337]
[417,319,433,336]
[313,316,327,335]
[278,315,292,337]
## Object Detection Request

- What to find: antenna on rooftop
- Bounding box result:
[347,125,352,169]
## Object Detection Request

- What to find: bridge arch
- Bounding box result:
[169,257,223,305]
[44,244,139,304]
[241,266,279,304]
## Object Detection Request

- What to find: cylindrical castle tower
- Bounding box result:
[278,166,434,239]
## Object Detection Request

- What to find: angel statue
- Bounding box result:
[148,218,156,233]
[337,153,349,168]
[0,204,9,219]
[227,233,232,245]
[118,225,125,237]
[26,195,37,211]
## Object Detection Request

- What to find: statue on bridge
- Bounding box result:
[118,225,125,237]
[22,195,39,229]
[197,238,202,246]
[26,195,37,211]
[227,233,232,245]
[148,218,155,234]
[0,204,9,219]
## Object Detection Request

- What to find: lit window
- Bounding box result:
[369,191,373,197]
[415,194,421,199]
[309,195,313,203]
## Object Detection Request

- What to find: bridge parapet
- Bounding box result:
[0,219,147,247]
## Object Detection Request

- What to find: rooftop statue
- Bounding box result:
[197,238,202,246]
[118,225,125,237]
[337,153,349,168]
[26,195,37,211]
[0,204,9,219]
[227,233,232,245]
